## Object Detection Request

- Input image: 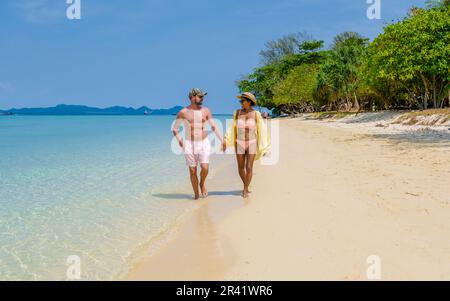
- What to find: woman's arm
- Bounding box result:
[206,108,223,143]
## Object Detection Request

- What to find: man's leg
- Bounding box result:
[199,139,211,198]
[199,163,209,198]
[189,166,200,200]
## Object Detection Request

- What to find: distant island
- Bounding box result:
[0,104,184,116]
[0,111,14,116]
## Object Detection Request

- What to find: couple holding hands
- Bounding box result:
[172,88,270,199]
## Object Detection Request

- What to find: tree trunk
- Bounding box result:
[345,94,351,111]
[437,80,445,108]
[419,73,429,110]
[432,75,437,108]
[353,92,360,112]
[448,90,450,108]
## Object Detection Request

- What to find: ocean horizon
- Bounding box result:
[0,104,235,116]
[0,115,229,280]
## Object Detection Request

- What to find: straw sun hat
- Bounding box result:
[237,92,257,106]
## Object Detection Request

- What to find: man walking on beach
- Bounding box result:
[172,88,224,200]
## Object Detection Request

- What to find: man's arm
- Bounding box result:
[206,109,225,150]
[172,110,184,148]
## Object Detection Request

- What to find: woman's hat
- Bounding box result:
[237,92,257,106]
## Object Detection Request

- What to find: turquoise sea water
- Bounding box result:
[0,115,226,280]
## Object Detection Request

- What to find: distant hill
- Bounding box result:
[0,104,184,116]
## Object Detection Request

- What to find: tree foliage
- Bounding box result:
[366,5,450,108]
[237,4,450,113]
[273,64,320,106]
[238,39,326,109]
[317,32,368,110]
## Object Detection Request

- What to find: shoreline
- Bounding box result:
[126,155,246,280]
[128,117,450,280]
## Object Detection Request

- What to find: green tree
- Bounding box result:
[238,39,326,109]
[366,5,450,108]
[237,2,449,113]
[272,64,320,107]
[316,32,368,110]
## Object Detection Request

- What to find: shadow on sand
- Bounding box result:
[152,190,242,200]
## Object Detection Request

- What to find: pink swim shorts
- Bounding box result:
[183,139,211,167]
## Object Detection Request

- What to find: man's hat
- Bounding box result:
[237,92,257,106]
[189,88,207,98]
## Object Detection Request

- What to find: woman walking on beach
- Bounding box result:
[223,92,270,198]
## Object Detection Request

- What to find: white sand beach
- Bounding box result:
[128,112,450,280]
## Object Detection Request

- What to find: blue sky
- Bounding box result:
[0,0,426,113]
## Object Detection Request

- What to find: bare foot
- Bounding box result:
[194,193,200,200]
[200,185,208,198]
[242,189,249,198]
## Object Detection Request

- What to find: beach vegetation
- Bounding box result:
[367,3,450,110]
[237,3,450,115]
[316,32,369,111]
[238,39,327,114]
[272,64,320,109]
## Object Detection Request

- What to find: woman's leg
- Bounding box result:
[243,153,256,198]
[236,154,246,195]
